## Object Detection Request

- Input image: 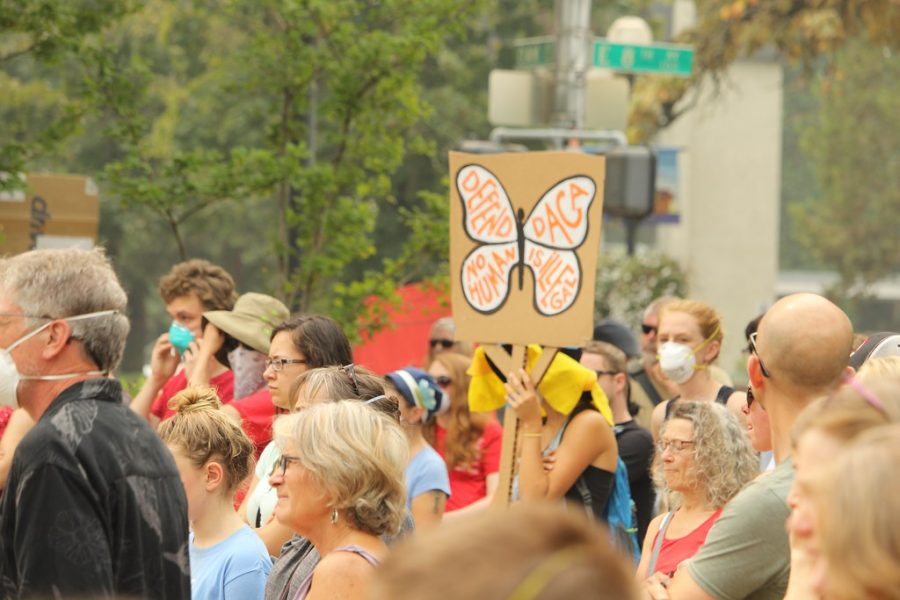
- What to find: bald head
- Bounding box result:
[758,293,853,394]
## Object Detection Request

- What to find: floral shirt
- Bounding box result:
[0,378,191,599]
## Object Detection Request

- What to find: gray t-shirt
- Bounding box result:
[686,458,794,600]
[264,511,415,600]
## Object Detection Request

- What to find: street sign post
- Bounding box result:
[593,39,694,76]
[515,37,694,77]
[514,37,554,69]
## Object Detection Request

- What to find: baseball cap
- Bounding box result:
[592,319,641,359]
[849,332,900,371]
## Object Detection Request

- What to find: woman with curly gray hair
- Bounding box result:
[636,401,757,580]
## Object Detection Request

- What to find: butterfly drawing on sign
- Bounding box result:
[456,163,597,316]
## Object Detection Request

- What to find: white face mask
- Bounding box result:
[0,310,118,408]
[657,342,697,384]
[657,325,720,386]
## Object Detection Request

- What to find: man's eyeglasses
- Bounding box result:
[434,375,452,387]
[640,323,657,335]
[429,338,455,349]
[265,357,307,372]
[656,439,695,453]
[275,454,301,477]
[594,370,619,378]
[748,332,771,378]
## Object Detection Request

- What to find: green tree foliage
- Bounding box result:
[788,38,900,298]
[594,249,687,329]
[628,0,900,143]
[3,0,494,358]
[0,0,145,191]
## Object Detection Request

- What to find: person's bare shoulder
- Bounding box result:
[307,551,377,600]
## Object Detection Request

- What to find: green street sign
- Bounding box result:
[593,39,694,77]
[515,37,554,69]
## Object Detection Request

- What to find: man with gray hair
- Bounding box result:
[0,248,190,599]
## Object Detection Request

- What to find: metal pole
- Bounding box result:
[489,127,627,147]
[553,0,591,129]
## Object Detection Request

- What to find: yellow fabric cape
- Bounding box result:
[467,344,613,425]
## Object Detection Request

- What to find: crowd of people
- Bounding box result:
[0,247,898,599]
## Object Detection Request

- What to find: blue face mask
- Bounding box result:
[168,321,195,354]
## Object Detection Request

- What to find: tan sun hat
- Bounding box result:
[204,292,290,354]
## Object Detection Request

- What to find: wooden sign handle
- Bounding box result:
[490,344,558,510]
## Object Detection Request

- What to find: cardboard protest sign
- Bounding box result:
[0,174,99,255]
[449,151,605,348]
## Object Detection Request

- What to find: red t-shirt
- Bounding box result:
[0,406,14,439]
[434,419,503,511]
[228,388,277,458]
[150,369,235,421]
[651,509,724,576]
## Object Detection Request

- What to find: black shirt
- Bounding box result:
[614,420,656,543]
[0,378,191,599]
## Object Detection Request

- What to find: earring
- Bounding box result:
[330,508,338,524]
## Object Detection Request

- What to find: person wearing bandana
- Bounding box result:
[188,293,290,457]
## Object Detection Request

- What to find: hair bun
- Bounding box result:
[168,386,222,415]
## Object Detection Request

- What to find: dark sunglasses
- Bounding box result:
[748,332,771,378]
[434,375,452,387]
[640,323,657,335]
[430,338,455,349]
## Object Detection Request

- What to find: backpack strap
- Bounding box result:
[714,385,736,406]
[663,395,681,420]
[632,368,664,406]
[646,511,675,576]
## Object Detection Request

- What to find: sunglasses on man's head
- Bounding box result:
[641,323,657,335]
[430,339,454,349]
[341,363,361,397]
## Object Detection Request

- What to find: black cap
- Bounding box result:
[849,332,900,371]
[592,319,640,359]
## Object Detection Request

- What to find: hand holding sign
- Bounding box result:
[450,151,606,509]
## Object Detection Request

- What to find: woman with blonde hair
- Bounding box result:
[636,401,757,580]
[265,364,408,600]
[426,352,502,512]
[268,401,407,600]
[784,375,900,600]
[857,355,900,381]
[813,423,900,599]
[650,299,746,440]
[237,315,353,556]
[158,387,271,600]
